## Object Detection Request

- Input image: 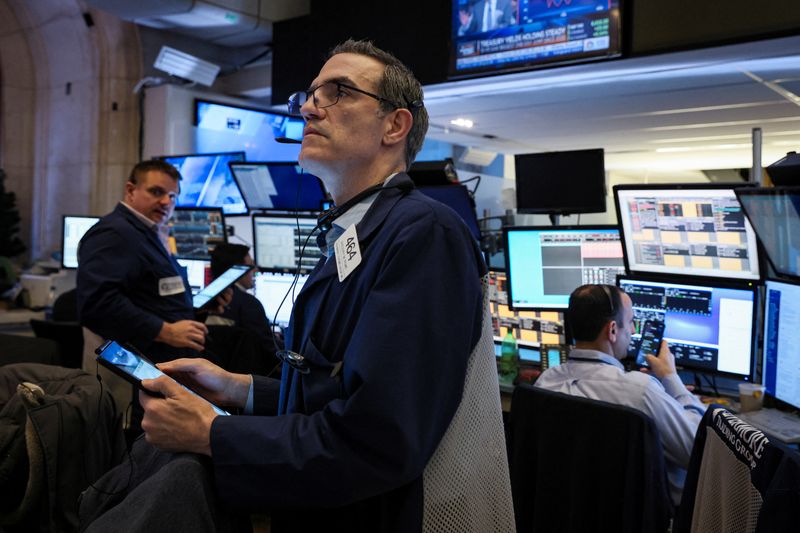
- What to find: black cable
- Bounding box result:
[459,175,481,196]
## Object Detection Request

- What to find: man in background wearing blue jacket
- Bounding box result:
[77,160,209,363]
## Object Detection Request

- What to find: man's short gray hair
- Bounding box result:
[329,39,429,170]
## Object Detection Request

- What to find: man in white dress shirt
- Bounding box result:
[535,283,706,505]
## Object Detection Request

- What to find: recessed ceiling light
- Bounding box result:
[450,118,474,128]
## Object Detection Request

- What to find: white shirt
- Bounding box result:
[534,348,706,505]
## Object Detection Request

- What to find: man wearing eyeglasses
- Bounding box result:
[77,160,209,364]
[132,40,514,532]
[535,284,706,506]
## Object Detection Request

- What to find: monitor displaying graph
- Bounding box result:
[504,226,625,310]
[252,214,322,273]
[614,184,760,280]
[618,275,756,379]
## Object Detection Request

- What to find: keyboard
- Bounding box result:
[738,408,800,443]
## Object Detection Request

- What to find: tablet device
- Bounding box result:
[636,319,665,368]
[95,340,230,416]
[192,264,253,309]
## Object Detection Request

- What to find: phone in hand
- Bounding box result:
[95,340,230,416]
[192,264,253,309]
[636,320,665,368]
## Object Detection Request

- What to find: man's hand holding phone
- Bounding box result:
[140,376,218,455]
[644,340,678,379]
[157,358,251,409]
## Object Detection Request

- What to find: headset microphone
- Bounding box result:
[275,137,303,144]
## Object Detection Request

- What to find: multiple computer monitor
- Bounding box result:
[168,208,227,260]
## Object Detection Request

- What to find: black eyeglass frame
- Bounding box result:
[288,81,421,116]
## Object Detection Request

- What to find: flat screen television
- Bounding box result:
[515,148,606,215]
[159,152,247,215]
[229,162,327,212]
[614,183,760,281]
[62,215,100,269]
[252,214,322,274]
[418,184,482,240]
[168,208,227,260]
[617,274,757,380]
[450,0,623,79]
[504,225,625,310]
[762,278,800,410]
[195,99,304,161]
[735,187,800,283]
[254,271,309,328]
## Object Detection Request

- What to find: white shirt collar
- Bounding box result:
[568,348,625,369]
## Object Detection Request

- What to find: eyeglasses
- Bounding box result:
[287,81,402,116]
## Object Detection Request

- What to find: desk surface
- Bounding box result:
[0,309,46,336]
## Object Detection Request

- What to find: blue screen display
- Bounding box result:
[229,162,326,212]
[506,227,624,309]
[763,280,800,409]
[737,190,800,281]
[619,276,755,378]
[162,152,247,215]
[451,0,621,77]
[195,101,304,162]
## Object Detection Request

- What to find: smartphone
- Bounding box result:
[636,320,665,367]
[192,264,253,309]
[95,340,230,416]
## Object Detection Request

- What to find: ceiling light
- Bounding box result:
[154,46,220,86]
[450,118,474,128]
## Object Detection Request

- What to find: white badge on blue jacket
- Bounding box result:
[158,276,185,296]
[334,224,362,282]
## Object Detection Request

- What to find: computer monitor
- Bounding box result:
[515,149,606,215]
[254,271,309,328]
[504,226,625,310]
[228,162,327,212]
[762,278,800,410]
[62,215,100,269]
[617,275,757,380]
[168,208,227,260]
[493,338,541,364]
[252,214,322,273]
[417,184,481,240]
[735,187,800,282]
[176,258,210,295]
[160,152,247,215]
[614,183,760,281]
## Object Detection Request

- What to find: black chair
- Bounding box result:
[507,385,672,533]
[674,405,800,533]
[0,334,60,367]
[29,320,83,369]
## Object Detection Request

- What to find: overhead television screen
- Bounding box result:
[160,152,247,215]
[614,184,760,281]
[195,100,304,162]
[450,0,622,79]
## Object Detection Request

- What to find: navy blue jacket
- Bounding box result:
[77,203,195,363]
[219,286,275,348]
[210,174,487,532]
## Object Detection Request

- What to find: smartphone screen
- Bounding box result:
[636,320,665,367]
[192,264,252,309]
[547,348,562,368]
[96,341,230,416]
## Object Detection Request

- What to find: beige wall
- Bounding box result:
[0,0,142,263]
